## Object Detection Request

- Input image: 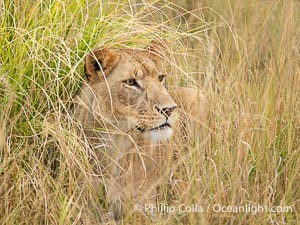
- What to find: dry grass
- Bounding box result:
[0,0,299,224]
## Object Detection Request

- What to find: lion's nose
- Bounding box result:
[162,106,177,117]
[155,105,177,117]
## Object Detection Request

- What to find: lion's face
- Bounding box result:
[84,44,177,142]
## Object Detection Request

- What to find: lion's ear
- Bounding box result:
[146,39,169,58]
[84,48,120,83]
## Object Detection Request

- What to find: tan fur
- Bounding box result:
[74,43,206,220]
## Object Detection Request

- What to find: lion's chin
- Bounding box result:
[142,127,173,143]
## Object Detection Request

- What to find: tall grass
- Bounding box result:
[0,0,299,224]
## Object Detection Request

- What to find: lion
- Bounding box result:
[74,41,206,221]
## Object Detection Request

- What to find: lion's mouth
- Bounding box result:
[136,122,171,133]
[138,122,173,142]
[149,122,171,131]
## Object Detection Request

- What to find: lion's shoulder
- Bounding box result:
[168,87,207,139]
[171,87,207,121]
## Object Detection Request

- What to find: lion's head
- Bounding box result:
[80,42,178,143]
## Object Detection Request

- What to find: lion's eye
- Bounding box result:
[124,78,141,89]
[158,75,166,82]
[125,78,136,85]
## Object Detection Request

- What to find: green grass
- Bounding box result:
[1,0,299,224]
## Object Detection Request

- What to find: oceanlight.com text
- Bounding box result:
[134,203,294,215]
